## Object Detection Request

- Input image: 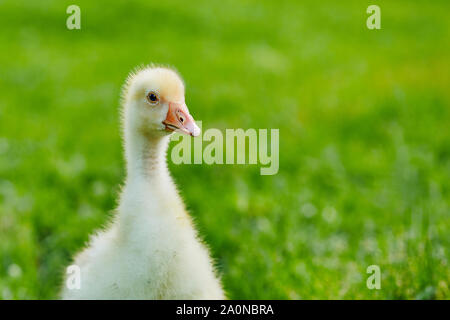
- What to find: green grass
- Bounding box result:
[0,0,449,299]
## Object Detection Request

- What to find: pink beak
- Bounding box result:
[162,102,200,137]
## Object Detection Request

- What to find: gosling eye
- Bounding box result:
[146,91,160,105]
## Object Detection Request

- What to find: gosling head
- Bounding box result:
[122,66,200,138]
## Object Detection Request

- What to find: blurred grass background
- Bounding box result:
[0,0,449,299]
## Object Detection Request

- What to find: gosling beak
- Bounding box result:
[162,102,201,137]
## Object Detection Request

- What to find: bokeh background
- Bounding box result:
[0,0,449,299]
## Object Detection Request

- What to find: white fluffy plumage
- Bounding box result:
[61,66,225,299]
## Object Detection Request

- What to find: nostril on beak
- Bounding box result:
[175,110,185,124]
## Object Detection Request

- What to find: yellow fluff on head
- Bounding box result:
[121,64,184,102]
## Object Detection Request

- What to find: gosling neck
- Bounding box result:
[124,128,171,183]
